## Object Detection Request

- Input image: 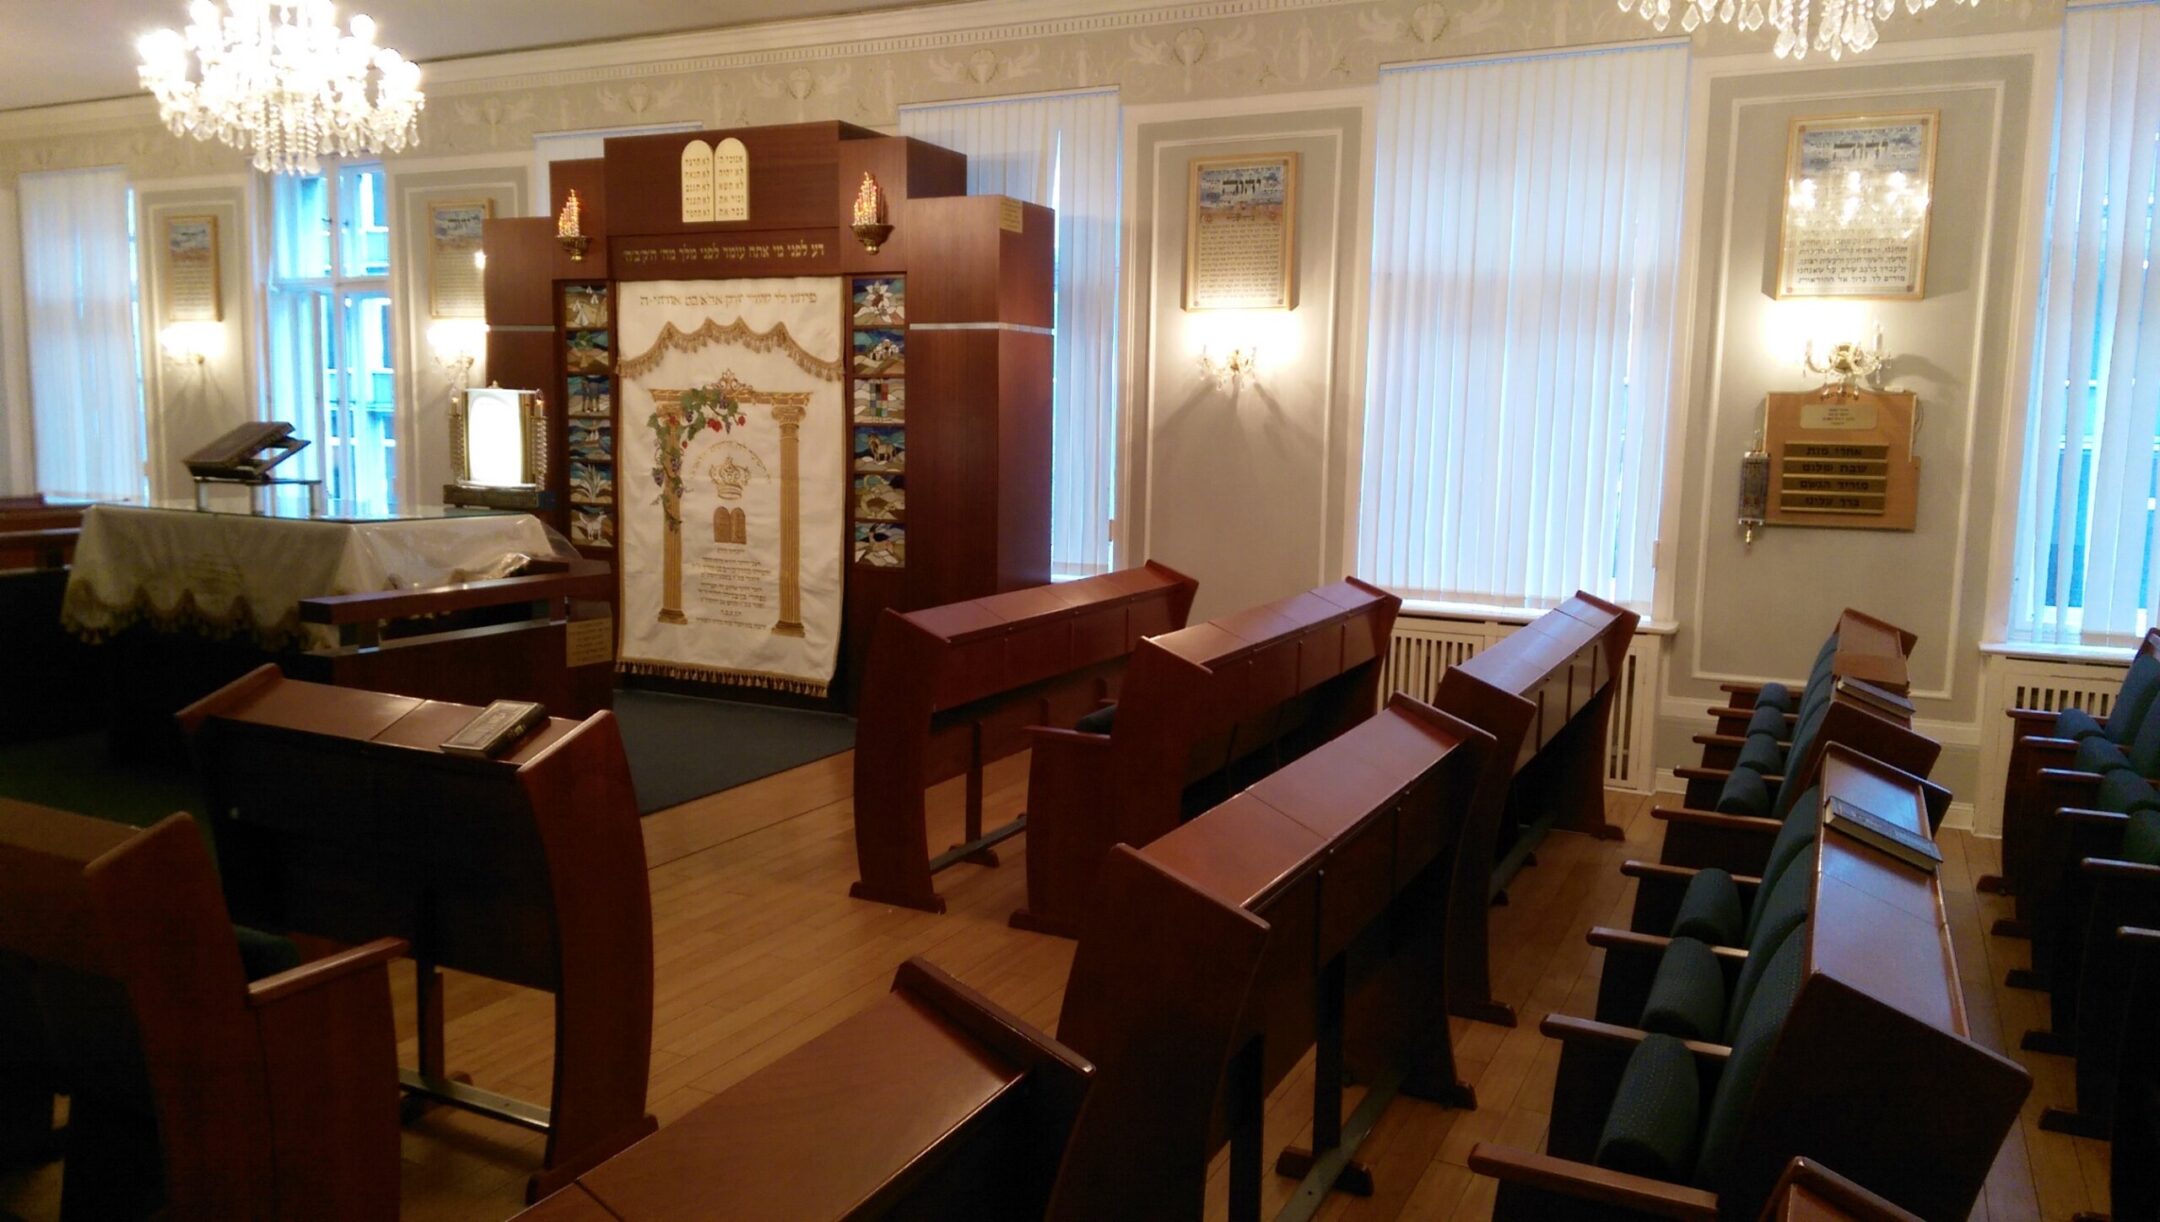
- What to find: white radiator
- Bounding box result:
[1972,652,2131,836]
[1378,615,1662,793]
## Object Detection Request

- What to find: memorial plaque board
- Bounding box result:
[1763,389,1920,531]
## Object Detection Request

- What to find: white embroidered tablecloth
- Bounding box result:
[61,503,572,649]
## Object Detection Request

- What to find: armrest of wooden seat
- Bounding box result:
[1620,860,1764,889]
[1721,682,1774,701]
[2081,858,2160,884]
[1468,1144,1722,1221]
[1650,806,1781,837]
[298,561,613,626]
[1538,1014,1733,1063]
[2050,807,2132,829]
[246,936,408,1007]
[1586,927,1750,964]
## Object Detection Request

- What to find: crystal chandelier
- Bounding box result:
[1617,0,1984,59]
[137,1,424,176]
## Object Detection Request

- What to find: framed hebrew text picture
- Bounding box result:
[1185,153,1298,311]
[162,214,221,323]
[429,198,494,318]
[1777,112,1937,299]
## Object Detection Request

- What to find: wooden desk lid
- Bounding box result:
[574,989,1028,1221]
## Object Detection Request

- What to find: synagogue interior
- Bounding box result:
[0,0,2155,1218]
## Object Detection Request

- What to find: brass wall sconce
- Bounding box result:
[1198,344,1259,389]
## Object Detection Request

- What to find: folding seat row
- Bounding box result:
[1467,743,2027,1220]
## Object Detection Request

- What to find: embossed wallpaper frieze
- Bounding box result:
[0,0,2057,183]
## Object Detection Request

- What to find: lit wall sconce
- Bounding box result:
[428,320,489,392]
[556,189,588,261]
[1801,319,1887,399]
[1197,344,1260,389]
[159,321,222,367]
[473,248,487,272]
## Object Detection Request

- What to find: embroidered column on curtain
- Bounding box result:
[899,88,1122,577]
[1356,44,1688,611]
[2011,3,2160,647]
[19,165,143,504]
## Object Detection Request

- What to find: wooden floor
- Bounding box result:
[0,750,2115,1220]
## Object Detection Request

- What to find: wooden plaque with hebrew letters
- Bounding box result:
[1763,388,1919,531]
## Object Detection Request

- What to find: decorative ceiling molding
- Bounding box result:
[0,0,2058,179]
[419,0,1351,95]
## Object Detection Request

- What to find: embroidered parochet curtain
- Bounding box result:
[616,278,847,695]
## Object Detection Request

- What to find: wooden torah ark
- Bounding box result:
[0,802,406,1222]
[177,667,656,1204]
[849,562,1198,913]
[1011,578,1400,938]
[484,122,1058,706]
[514,845,1270,1222]
[1139,694,1494,1221]
[1473,746,2029,1222]
[1427,592,1637,1027]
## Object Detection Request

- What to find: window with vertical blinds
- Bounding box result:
[1356,44,1689,612]
[2007,2,2160,648]
[20,165,145,503]
[899,88,1122,577]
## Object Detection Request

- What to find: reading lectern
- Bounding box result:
[178,667,656,1203]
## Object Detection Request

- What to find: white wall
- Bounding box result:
[136,179,255,501]
[1657,35,2055,811]
[1124,97,1369,620]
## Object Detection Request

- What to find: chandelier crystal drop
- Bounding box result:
[1785,168,1930,240]
[1616,0,1983,59]
[137,0,424,175]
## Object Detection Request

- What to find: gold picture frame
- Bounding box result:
[1775,110,1938,300]
[1184,152,1299,311]
[428,198,494,319]
[161,214,222,323]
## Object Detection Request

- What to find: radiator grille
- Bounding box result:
[1974,654,2131,836]
[1379,616,1659,793]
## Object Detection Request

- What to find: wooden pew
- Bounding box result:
[2099,924,2160,1222]
[296,555,617,719]
[1427,592,1637,1025]
[1139,694,1493,1220]
[1650,699,1940,880]
[848,562,1197,913]
[1011,579,1398,937]
[1694,609,1916,772]
[1979,626,2160,932]
[0,527,95,743]
[1471,745,2029,1221]
[0,801,405,1221]
[178,668,655,1204]
[513,846,1271,1221]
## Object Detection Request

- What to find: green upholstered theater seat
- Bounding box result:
[2056,650,2160,745]
[1594,926,1808,1190]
